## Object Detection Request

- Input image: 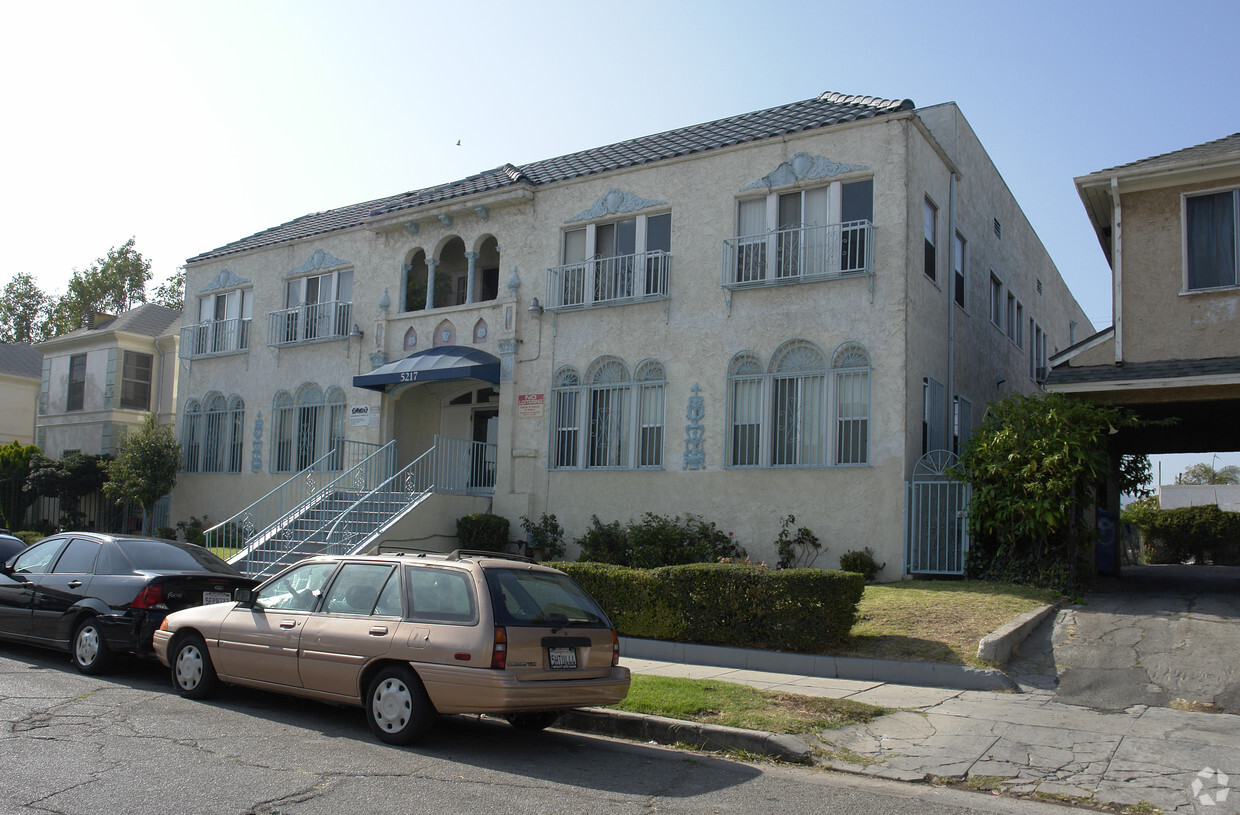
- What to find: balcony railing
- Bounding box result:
[179,318,251,359]
[721,220,873,290]
[267,301,352,347]
[546,250,671,311]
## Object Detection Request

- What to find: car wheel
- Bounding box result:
[172,634,219,699]
[366,666,434,745]
[72,618,114,675]
[505,712,560,731]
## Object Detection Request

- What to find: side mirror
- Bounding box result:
[0,561,12,576]
[233,587,254,606]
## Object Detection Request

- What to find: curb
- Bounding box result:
[558,708,812,762]
[976,602,1059,663]
[619,637,1016,692]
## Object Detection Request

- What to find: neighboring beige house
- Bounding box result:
[35,304,181,457]
[175,91,1089,577]
[1047,133,1240,514]
[0,343,43,446]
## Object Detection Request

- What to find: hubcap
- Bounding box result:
[176,645,204,689]
[75,626,99,666]
[372,677,412,733]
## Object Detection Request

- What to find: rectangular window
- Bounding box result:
[1014,302,1024,348]
[66,354,86,412]
[953,233,966,308]
[989,273,1003,329]
[923,376,945,454]
[841,178,874,272]
[556,213,670,307]
[280,271,352,343]
[1185,189,1238,290]
[923,198,938,282]
[735,198,769,283]
[120,352,153,411]
[953,395,973,455]
[1006,293,1018,342]
[587,382,629,468]
[835,367,869,465]
[636,379,664,468]
[729,375,763,467]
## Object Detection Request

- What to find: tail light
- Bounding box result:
[490,626,507,670]
[611,629,620,667]
[131,584,168,611]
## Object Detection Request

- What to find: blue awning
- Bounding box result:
[353,346,501,392]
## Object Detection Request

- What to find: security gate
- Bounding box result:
[905,450,971,575]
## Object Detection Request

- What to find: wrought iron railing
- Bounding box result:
[207,440,390,559]
[722,220,872,289]
[545,250,670,311]
[179,318,251,358]
[266,300,352,347]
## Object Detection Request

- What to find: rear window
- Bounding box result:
[404,566,477,624]
[484,568,611,628]
[114,540,238,574]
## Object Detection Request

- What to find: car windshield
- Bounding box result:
[114,539,238,574]
[484,568,610,628]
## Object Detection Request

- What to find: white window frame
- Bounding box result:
[549,357,665,471]
[190,288,252,356]
[271,384,347,474]
[120,351,153,411]
[182,394,245,474]
[555,212,671,308]
[1183,187,1239,292]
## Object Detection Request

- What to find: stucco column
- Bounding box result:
[464,252,479,305]
[425,258,439,310]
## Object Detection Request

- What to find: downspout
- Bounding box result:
[946,172,958,450]
[1111,177,1123,364]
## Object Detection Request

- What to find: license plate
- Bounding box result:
[203,591,230,605]
[548,646,578,670]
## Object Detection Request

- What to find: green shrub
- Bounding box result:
[1125,503,1240,565]
[557,561,863,652]
[15,530,42,546]
[576,513,745,567]
[838,547,885,581]
[156,526,178,541]
[177,516,210,547]
[775,514,822,569]
[456,513,510,552]
[520,513,565,560]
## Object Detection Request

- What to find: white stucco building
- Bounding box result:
[174,91,1089,577]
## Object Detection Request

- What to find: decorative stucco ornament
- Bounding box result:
[740,152,869,191]
[199,269,251,293]
[438,214,453,228]
[566,189,667,223]
[404,221,419,236]
[474,206,489,222]
[506,267,521,293]
[378,288,390,313]
[290,249,350,276]
[370,351,388,369]
[683,382,706,471]
[251,411,264,473]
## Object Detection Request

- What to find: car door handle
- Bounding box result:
[67,580,83,588]
[368,626,388,636]
[279,620,297,629]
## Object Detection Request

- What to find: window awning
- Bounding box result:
[353,346,501,392]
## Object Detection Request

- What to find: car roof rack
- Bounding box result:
[445,548,534,563]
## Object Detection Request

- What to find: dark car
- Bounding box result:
[0,532,256,674]
[0,532,26,562]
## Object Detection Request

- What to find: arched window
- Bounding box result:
[203,392,227,473]
[768,340,827,467]
[726,352,764,467]
[294,384,324,471]
[585,356,630,468]
[633,360,665,468]
[550,366,580,469]
[272,390,294,473]
[182,399,203,472]
[832,342,870,465]
[228,395,246,473]
[326,387,347,471]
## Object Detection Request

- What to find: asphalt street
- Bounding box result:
[0,645,1078,815]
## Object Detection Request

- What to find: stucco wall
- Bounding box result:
[0,374,39,446]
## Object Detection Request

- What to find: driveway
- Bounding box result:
[1009,564,1240,713]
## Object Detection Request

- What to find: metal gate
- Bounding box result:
[905,450,971,575]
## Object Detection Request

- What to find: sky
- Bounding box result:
[2,0,1237,484]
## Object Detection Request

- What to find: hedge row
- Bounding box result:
[1125,504,1240,566]
[556,561,863,652]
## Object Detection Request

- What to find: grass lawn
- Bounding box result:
[612,674,889,734]
[836,580,1060,668]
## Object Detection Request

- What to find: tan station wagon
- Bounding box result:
[152,550,630,744]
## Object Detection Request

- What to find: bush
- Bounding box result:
[838,547,885,581]
[1124,503,1240,565]
[558,561,863,652]
[520,513,565,560]
[576,513,745,567]
[775,514,822,569]
[156,526,178,541]
[15,530,42,546]
[456,513,510,552]
[177,516,210,547]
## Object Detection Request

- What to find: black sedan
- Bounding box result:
[0,532,25,562]
[0,532,256,674]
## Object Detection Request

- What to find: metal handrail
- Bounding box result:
[546,250,671,311]
[179,317,251,358]
[721,220,873,289]
[266,300,352,346]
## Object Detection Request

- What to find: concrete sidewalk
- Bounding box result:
[596,656,1240,814]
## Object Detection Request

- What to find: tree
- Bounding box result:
[0,440,41,529]
[150,267,185,312]
[104,413,180,535]
[0,272,52,344]
[955,393,1146,592]
[25,452,111,530]
[49,238,152,335]
[1176,462,1240,485]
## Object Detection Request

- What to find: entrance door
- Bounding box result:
[470,410,498,490]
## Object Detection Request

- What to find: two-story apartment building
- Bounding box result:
[0,343,42,447]
[174,91,1089,576]
[1048,133,1240,512]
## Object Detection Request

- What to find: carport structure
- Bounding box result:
[1047,133,1240,550]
